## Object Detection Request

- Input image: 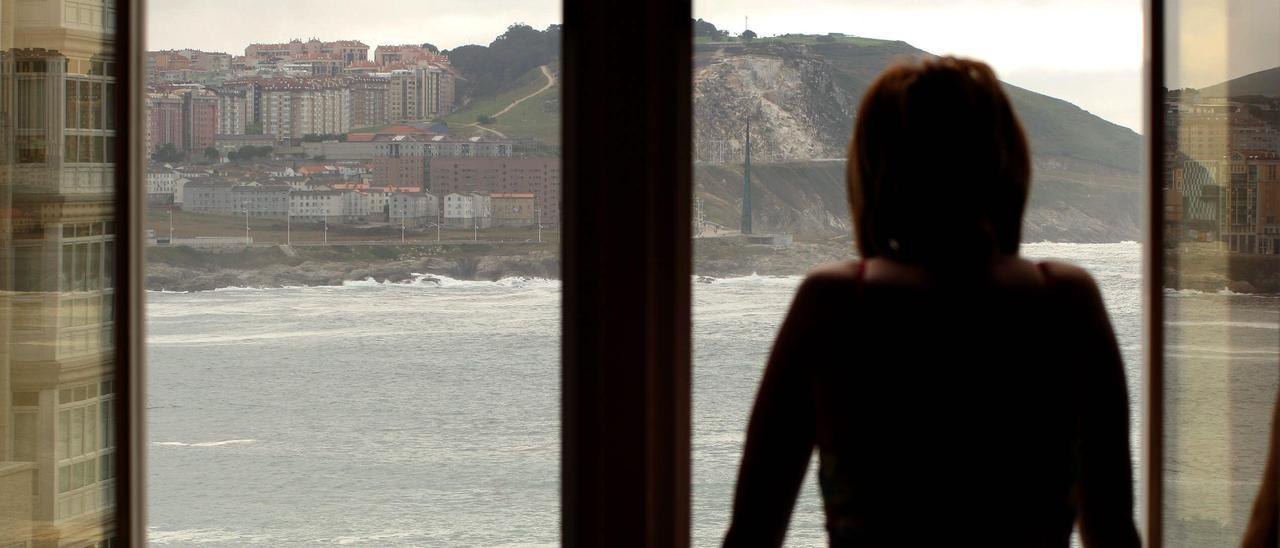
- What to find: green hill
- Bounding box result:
[444,64,560,147]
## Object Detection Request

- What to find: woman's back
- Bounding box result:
[723,258,1139,547]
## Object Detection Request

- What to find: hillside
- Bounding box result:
[444,64,560,147]
[695,159,1142,243]
[1198,66,1280,98]
[447,29,1145,242]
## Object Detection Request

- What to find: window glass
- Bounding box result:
[691,3,1144,544]
[0,0,119,543]
[1161,0,1280,544]
[145,3,562,544]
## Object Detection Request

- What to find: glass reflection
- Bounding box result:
[1162,0,1280,545]
[1,0,120,545]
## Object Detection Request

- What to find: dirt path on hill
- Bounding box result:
[463,64,556,139]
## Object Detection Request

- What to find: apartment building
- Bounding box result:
[289,190,344,221]
[374,44,448,67]
[182,88,218,153]
[212,87,248,135]
[443,192,493,228]
[348,76,390,128]
[389,192,440,226]
[245,39,368,66]
[386,63,455,122]
[146,90,184,154]
[260,78,351,140]
[430,158,561,224]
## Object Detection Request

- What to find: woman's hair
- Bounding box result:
[847,56,1030,268]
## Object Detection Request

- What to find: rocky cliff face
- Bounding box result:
[692,40,1145,243]
[694,48,853,161]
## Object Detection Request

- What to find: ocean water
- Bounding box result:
[145,242,1276,546]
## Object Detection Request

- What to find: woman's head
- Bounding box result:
[848,56,1030,267]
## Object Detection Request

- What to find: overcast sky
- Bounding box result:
[148,0,1280,133]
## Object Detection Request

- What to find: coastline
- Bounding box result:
[144,239,1280,294]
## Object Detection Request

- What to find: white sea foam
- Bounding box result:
[1168,320,1280,330]
[148,528,260,544]
[152,439,256,448]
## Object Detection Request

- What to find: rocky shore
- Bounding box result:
[145,238,1279,294]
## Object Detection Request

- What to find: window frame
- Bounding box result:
[561,2,693,546]
[1143,0,1166,545]
[106,1,1183,545]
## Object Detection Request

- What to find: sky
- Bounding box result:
[148,0,1280,133]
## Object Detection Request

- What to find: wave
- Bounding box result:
[148,528,265,544]
[152,439,256,448]
[1164,287,1247,297]
[1168,320,1279,330]
[695,273,804,286]
[341,274,560,290]
[148,329,340,346]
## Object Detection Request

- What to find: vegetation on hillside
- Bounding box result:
[444,24,560,102]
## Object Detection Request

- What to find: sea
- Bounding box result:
[145,241,1279,546]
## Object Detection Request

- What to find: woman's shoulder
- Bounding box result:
[1036,259,1104,297]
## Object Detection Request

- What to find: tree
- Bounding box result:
[476,114,493,125]
[694,18,720,38]
[151,143,182,163]
[742,29,757,41]
[421,43,439,54]
[203,146,220,162]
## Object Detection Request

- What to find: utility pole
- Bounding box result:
[400,208,406,243]
[695,197,704,238]
[167,207,173,244]
[243,200,250,245]
[286,204,291,246]
[741,118,753,235]
[536,208,543,243]
[436,201,442,242]
[323,213,328,245]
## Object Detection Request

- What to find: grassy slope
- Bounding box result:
[445,65,560,145]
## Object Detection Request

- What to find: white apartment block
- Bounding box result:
[389,193,440,224]
[289,190,343,221]
[443,192,492,228]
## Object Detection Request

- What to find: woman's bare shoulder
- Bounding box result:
[1037,259,1103,296]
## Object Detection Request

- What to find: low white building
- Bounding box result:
[443,192,492,228]
[146,169,191,204]
[289,190,344,221]
[389,193,440,227]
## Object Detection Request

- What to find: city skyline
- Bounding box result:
[147,0,1159,131]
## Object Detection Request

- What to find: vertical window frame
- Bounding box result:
[1144,0,1166,545]
[561,2,693,547]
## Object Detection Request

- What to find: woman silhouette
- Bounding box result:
[722,57,1141,547]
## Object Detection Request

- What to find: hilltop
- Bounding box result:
[1198,66,1280,98]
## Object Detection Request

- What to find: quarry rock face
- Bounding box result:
[691,41,1143,243]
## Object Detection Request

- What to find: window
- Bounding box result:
[144,3,561,545]
[1158,1,1280,545]
[0,0,125,543]
[4,1,1275,545]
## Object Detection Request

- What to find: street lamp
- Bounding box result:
[323,213,328,245]
[286,200,291,246]
[167,206,174,245]
[399,207,406,243]
[436,201,441,242]
[536,208,542,244]
[243,200,250,245]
